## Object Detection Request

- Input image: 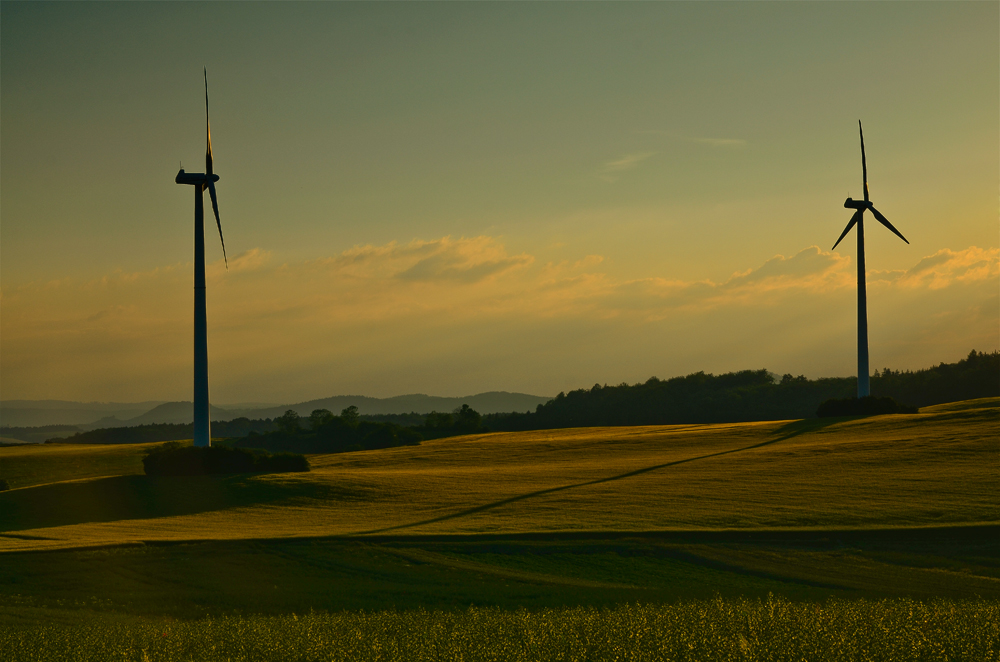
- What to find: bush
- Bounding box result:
[142,442,310,476]
[0,478,10,491]
[816,396,918,418]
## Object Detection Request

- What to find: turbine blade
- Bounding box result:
[207,179,227,269]
[832,209,863,251]
[870,206,909,244]
[205,67,213,176]
[859,120,868,203]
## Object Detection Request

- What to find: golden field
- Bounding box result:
[2,398,996,553]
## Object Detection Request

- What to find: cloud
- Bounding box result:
[6,242,995,326]
[599,152,655,182]
[315,236,533,284]
[602,152,656,173]
[209,248,272,275]
[1,238,995,402]
[869,247,999,290]
[594,247,853,318]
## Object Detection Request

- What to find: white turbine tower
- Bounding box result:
[832,121,908,398]
[175,69,228,446]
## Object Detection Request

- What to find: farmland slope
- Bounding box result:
[1,399,996,553]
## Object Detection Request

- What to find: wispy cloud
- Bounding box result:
[602,152,655,173]
[637,130,747,148]
[317,236,533,284]
[209,248,273,275]
[599,152,656,182]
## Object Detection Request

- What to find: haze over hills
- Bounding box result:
[0,392,552,429]
[248,392,552,420]
[0,401,167,428]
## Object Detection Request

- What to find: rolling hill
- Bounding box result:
[0,398,997,628]
[2,398,996,553]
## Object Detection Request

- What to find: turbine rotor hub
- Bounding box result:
[175,169,220,185]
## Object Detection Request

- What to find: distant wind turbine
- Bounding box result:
[832,121,908,398]
[175,69,228,447]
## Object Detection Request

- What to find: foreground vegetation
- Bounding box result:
[3,597,997,662]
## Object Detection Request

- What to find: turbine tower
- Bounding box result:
[175,69,228,447]
[832,121,908,398]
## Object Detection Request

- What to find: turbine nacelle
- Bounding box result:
[843,197,870,210]
[175,169,220,186]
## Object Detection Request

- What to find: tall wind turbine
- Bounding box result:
[832,121,908,398]
[175,69,228,447]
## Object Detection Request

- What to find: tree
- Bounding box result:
[425,411,453,429]
[276,409,301,434]
[454,404,482,434]
[310,409,335,430]
[340,405,360,427]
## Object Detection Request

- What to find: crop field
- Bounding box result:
[1,398,998,659]
[3,597,998,661]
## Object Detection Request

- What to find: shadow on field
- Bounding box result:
[0,474,369,532]
[770,417,846,441]
[358,425,812,536]
[2,525,996,619]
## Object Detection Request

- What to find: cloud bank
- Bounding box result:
[2,238,996,402]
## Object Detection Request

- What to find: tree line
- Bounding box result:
[231,404,487,454]
[44,417,277,446]
[39,349,996,448]
[484,349,998,431]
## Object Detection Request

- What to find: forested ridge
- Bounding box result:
[485,350,998,430]
[31,350,998,446]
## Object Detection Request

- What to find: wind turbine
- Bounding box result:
[832,120,908,398]
[175,69,228,447]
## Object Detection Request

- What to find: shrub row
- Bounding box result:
[142,442,309,476]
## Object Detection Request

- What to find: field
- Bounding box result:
[1,398,998,659]
[5,598,998,661]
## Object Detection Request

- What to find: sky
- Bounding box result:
[1,2,997,404]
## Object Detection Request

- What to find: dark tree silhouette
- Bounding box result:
[276,410,301,434]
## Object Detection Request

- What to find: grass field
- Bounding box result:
[2,398,997,551]
[1,399,998,659]
[4,598,998,661]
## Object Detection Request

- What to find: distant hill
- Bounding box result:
[0,425,84,445]
[229,391,552,420]
[83,402,235,429]
[0,400,166,427]
[2,392,552,433]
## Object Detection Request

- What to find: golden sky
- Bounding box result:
[2,3,997,402]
